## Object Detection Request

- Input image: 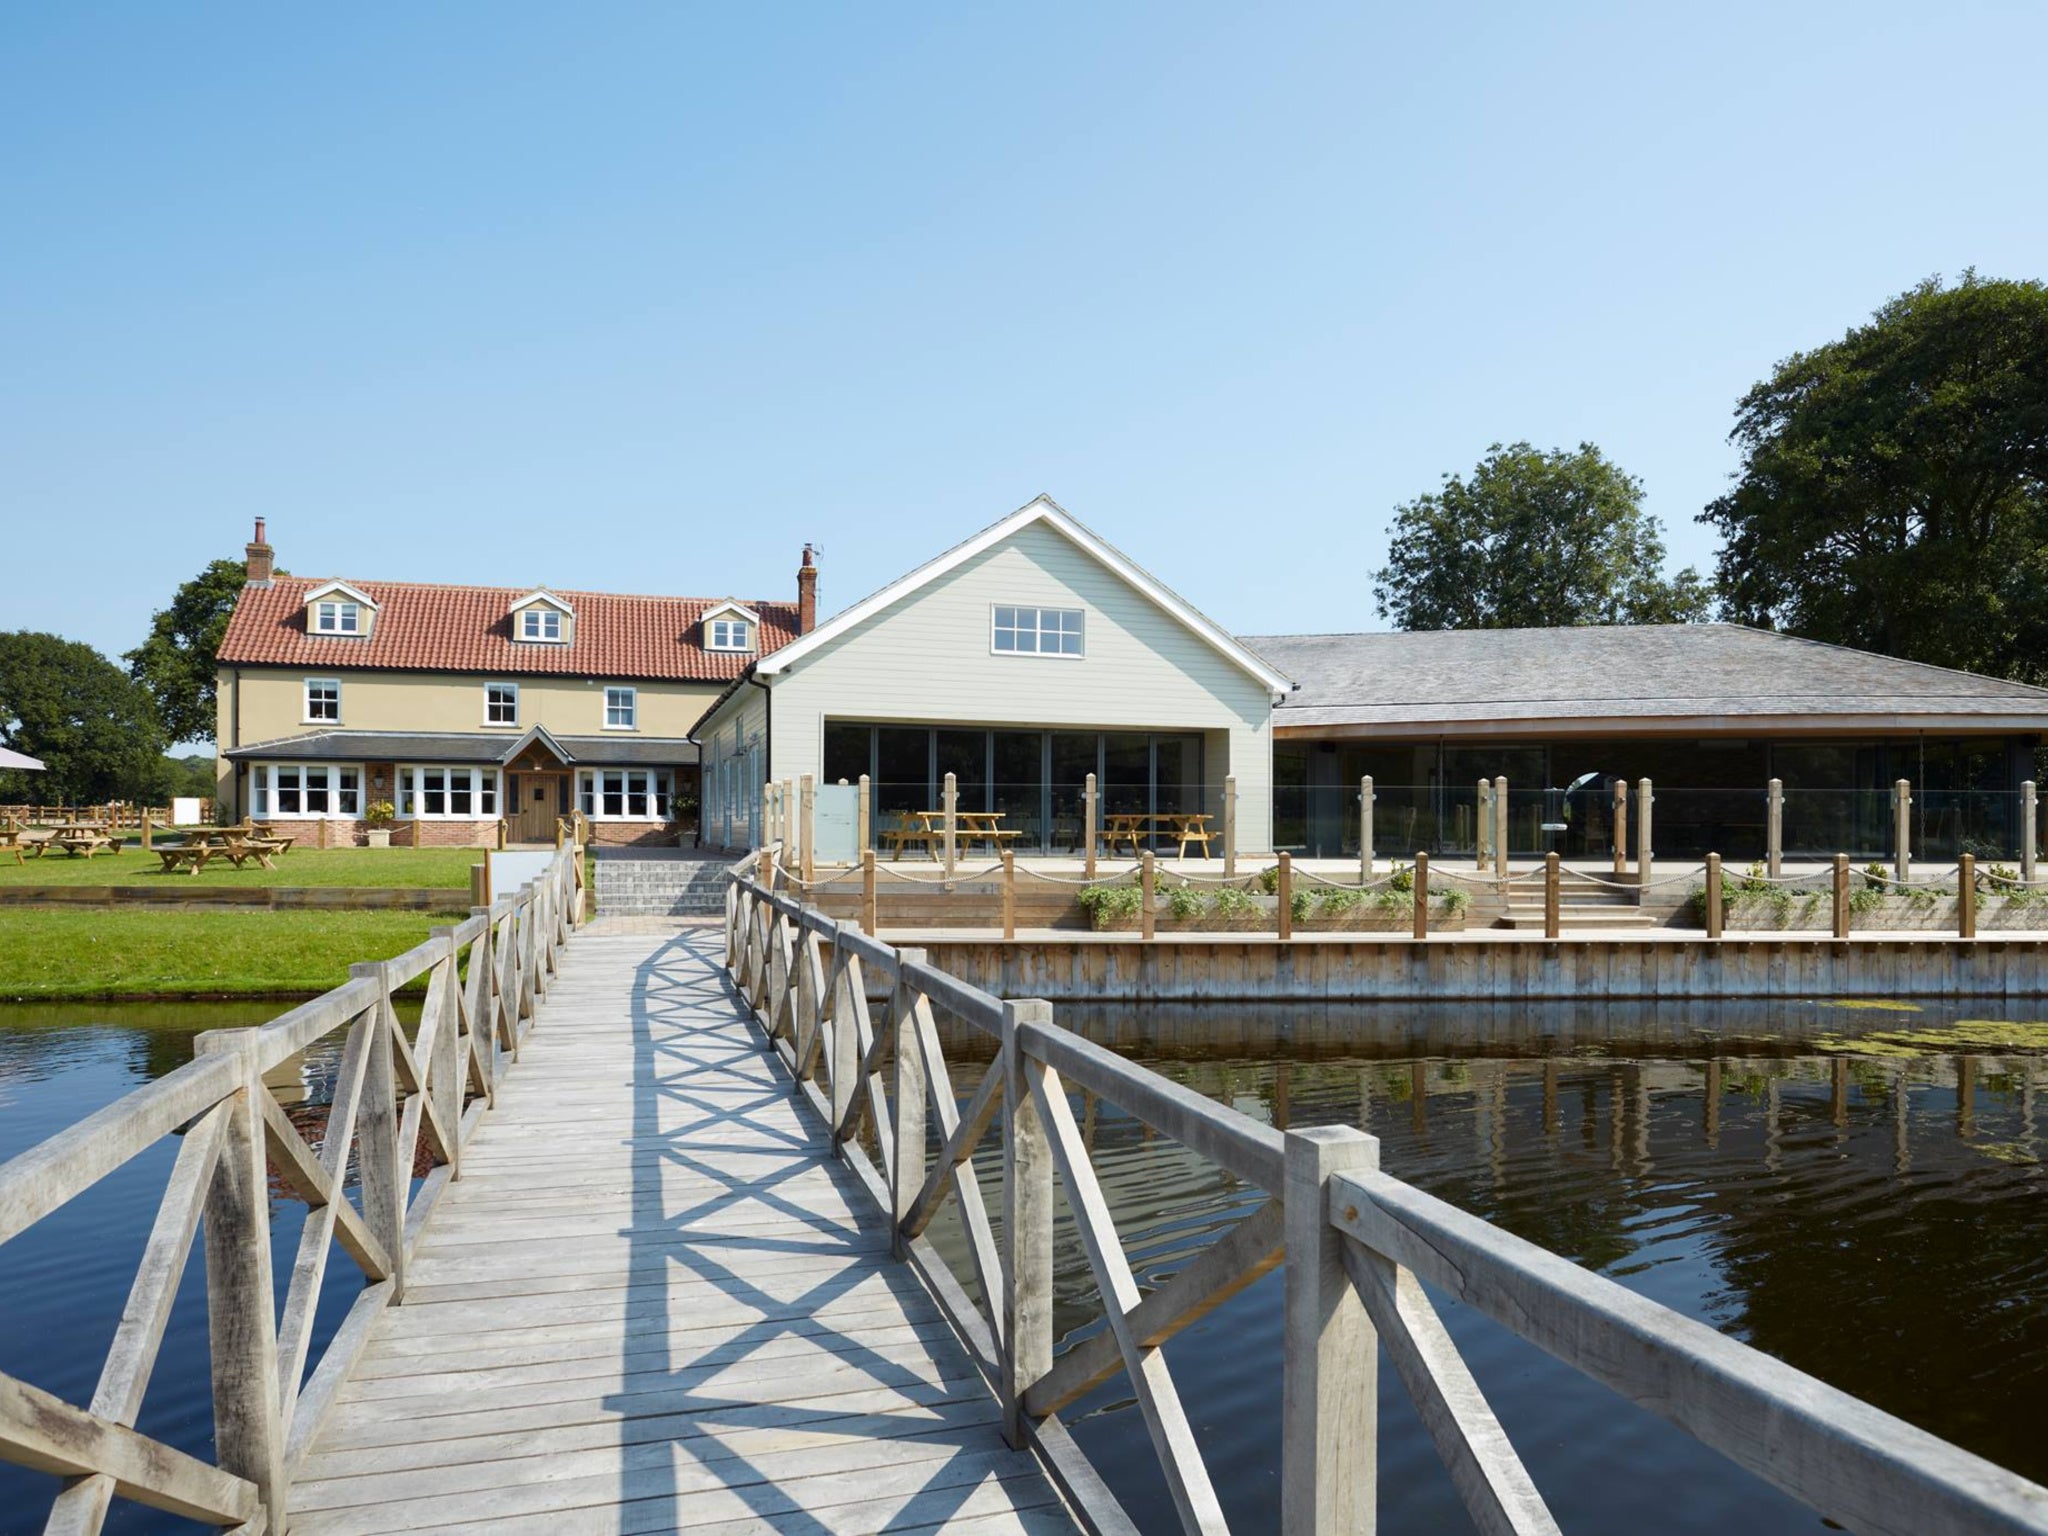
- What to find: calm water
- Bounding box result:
[3,997,2046,1534]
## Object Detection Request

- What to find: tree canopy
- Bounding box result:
[0,631,172,803]
[126,557,246,744]
[1373,441,1710,630]
[1703,273,2048,681]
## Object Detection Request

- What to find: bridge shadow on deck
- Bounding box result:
[601,930,1053,1533]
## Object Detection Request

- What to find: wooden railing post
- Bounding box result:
[1141,852,1157,941]
[1276,851,1293,941]
[1412,851,1429,940]
[857,773,872,855]
[2025,780,2038,884]
[1492,776,1508,881]
[1895,778,1913,884]
[1833,853,1851,939]
[1636,778,1654,894]
[1705,851,1723,939]
[1767,778,1784,879]
[1282,1124,1379,1536]
[1960,852,1977,939]
[1084,772,1098,880]
[862,848,878,935]
[1358,776,1374,882]
[348,964,407,1300]
[1612,778,1627,877]
[140,810,152,851]
[1475,778,1490,872]
[1543,851,1560,939]
[192,1029,285,1531]
[1223,772,1237,878]
[1003,849,1017,940]
[889,950,929,1261]
[943,772,958,881]
[800,774,816,888]
[1001,998,1055,1448]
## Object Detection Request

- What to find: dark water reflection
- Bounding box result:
[925,998,2048,1535]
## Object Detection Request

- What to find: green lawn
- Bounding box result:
[0,909,448,999]
[0,846,480,889]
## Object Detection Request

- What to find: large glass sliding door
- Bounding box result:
[1050,733,1098,853]
[993,732,1048,849]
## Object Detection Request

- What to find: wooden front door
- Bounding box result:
[512,773,566,843]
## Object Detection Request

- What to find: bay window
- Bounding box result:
[578,768,672,821]
[249,763,363,818]
[397,765,500,819]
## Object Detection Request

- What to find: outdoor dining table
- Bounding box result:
[50,822,121,858]
[1099,811,1217,858]
[881,809,1023,859]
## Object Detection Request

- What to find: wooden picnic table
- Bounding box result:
[50,822,121,858]
[879,809,1024,860]
[1100,811,1217,858]
[182,829,278,871]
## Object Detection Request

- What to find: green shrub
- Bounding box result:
[1078,884,1142,928]
[1165,883,1203,921]
[1256,865,1281,894]
[1315,887,1365,918]
[1436,887,1469,915]
[1290,889,1314,923]
[1386,862,1414,894]
[1209,887,1260,920]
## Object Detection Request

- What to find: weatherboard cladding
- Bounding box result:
[223,731,699,766]
[218,576,801,683]
[1242,624,2048,730]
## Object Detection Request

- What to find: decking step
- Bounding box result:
[1495,905,1661,929]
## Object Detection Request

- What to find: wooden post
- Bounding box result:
[1895,778,1912,884]
[1358,776,1373,882]
[140,810,152,851]
[1492,776,1508,880]
[469,863,487,908]
[1003,849,1017,940]
[761,846,777,895]
[1706,851,1723,939]
[1833,853,1850,939]
[1001,998,1056,1447]
[889,950,929,1260]
[1767,778,1784,879]
[1543,850,1560,939]
[193,1031,286,1530]
[349,965,406,1301]
[495,817,507,852]
[1412,850,1428,940]
[2025,781,2039,884]
[1223,773,1238,877]
[857,773,872,856]
[1960,852,1977,939]
[1281,1125,1379,1536]
[800,774,816,887]
[1477,777,1492,872]
[862,848,878,935]
[1276,851,1292,941]
[1636,778,1654,893]
[1084,772,1099,880]
[1612,778,1627,877]
[942,771,958,880]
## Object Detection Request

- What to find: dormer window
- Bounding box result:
[521,607,563,642]
[303,581,378,640]
[314,601,360,635]
[509,590,573,645]
[702,601,760,653]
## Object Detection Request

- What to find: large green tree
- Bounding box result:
[1703,273,2048,680]
[1374,441,1710,629]
[0,632,171,803]
[126,557,246,744]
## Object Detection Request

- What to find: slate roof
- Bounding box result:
[217,576,800,683]
[1241,624,2048,733]
[224,730,698,766]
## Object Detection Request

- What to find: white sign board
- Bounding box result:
[812,784,861,866]
[172,797,209,827]
[487,850,554,903]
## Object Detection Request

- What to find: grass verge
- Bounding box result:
[0,909,446,1000]
[0,846,480,890]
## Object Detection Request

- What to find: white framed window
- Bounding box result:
[578,768,672,822]
[604,686,637,730]
[519,607,565,643]
[249,763,362,819]
[313,600,362,635]
[485,681,519,726]
[707,617,754,652]
[992,605,1084,657]
[303,678,341,723]
[396,765,500,819]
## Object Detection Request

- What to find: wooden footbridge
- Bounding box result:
[5,841,2048,1535]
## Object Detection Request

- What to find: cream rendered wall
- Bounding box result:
[227,669,725,746]
[763,522,1275,850]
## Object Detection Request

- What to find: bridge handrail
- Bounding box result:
[724,856,2048,1536]
[0,837,585,1536]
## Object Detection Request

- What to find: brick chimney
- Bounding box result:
[245,517,275,587]
[797,543,818,634]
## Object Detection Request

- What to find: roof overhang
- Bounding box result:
[501,724,575,766]
[508,589,574,616]
[753,496,1295,700]
[1276,713,2048,742]
[303,580,379,609]
[702,600,760,625]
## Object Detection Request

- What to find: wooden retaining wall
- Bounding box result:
[0,886,473,911]
[905,933,2048,1001]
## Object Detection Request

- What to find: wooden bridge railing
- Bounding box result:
[726,855,2048,1536]
[0,837,584,1536]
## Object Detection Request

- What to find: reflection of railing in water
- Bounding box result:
[727,853,2048,1536]
[0,840,584,1535]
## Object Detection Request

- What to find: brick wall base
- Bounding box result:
[251,818,498,848]
[587,822,685,848]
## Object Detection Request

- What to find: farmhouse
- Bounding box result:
[213,520,812,845]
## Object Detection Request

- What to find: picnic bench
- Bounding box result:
[878,809,1024,859]
[49,822,121,858]
[156,845,214,875]
[1100,811,1217,857]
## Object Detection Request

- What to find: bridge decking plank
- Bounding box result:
[291,928,1071,1534]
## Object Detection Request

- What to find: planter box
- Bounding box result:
[1718,893,2048,932]
[1088,906,1469,934]
[364,828,393,848]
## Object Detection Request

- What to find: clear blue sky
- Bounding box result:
[6,2,2045,693]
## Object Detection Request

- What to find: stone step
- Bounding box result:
[1495,905,1661,929]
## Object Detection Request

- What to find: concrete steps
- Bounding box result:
[1495,904,1661,930]
[592,852,731,916]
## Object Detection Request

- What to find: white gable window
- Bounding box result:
[604,686,637,730]
[304,678,341,723]
[520,607,563,642]
[485,682,519,725]
[992,605,1084,657]
[707,617,754,652]
[314,600,361,635]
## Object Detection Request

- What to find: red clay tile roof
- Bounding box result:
[217,577,800,682]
